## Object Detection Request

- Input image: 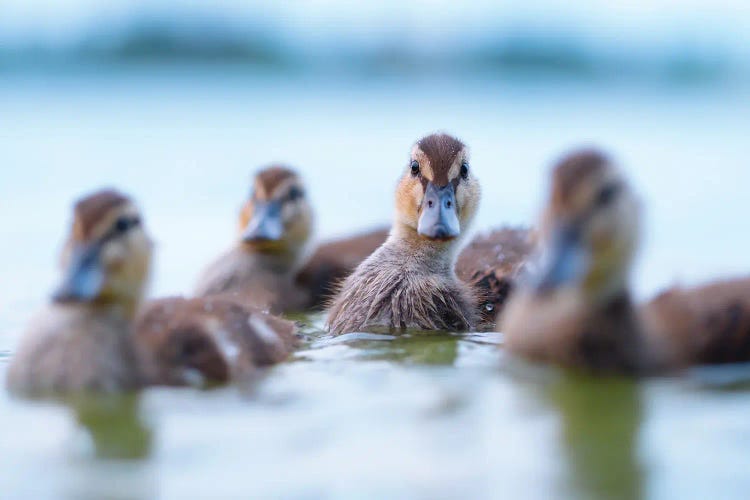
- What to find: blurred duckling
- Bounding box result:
[499,149,750,374]
[7,189,297,396]
[194,165,313,312]
[327,133,482,334]
[135,294,297,386]
[6,190,150,395]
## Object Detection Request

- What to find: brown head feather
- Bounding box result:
[416,133,466,186]
[72,189,130,241]
[551,149,611,209]
[254,165,298,200]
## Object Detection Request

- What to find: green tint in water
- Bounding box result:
[3,312,750,498]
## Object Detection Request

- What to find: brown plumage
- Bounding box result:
[455,227,535,329]
[326,133,482,334]
[194,165,313,312]
[641,277,750,367]
[295,227,390,309]
[71,189,130,241]
[415,134,466,185]
[7,189,297,397]
[550,149,613,210]
[196,165,396,312]
[7,189,151,396]
[327,240,480,333]
[500,149,750,374]
[134,293,297,386]
[254,166,298,200]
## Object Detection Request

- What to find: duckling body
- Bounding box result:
[327,133,482,334]
[296,227,389,309]
[135,294,297,386]
[6,190,150,396]
[7,189,297,397]
[642,277,750,367]
[455,227,534,330]
[500,150,750,374]
[195,247,309,312]
[327,232,478,333]
[7,304,141,395]
[194,166,312,313]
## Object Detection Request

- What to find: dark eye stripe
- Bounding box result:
[287,186,304,202]
[460,161,469,179]
[104,215,141,242]
[410,160,420,177]
[595,182,621,208]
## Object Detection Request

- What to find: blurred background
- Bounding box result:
[1,2,749,498]
[1,0,749,303]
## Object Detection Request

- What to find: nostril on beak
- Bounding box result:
[428,200,434,208]
[446,200,452,208]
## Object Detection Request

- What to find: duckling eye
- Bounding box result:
[595,183,620,208]
[114,216,140,234]
[287,187,304,201]
[460,161,469,180]
[410,160,420,177]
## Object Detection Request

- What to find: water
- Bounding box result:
[1,72,749,498]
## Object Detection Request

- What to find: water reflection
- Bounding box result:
[547,374,644,500]
[66,393,152,460]
[315,331,462,365]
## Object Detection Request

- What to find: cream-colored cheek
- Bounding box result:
[411,182,423,208]
[456,182,480,225]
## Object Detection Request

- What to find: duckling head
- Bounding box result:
[395,133,481,244]
[53,189,153,313]
[238,165,312,255]
[533,149,641,302]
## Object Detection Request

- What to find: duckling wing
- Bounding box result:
[456,227,535,330]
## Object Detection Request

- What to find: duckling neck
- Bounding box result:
[240,245,303,275]
[388,223,460,272]
[64,298,139,327]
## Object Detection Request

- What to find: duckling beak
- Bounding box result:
[242,200,284,244]
[534,223,588,293]
[53,243,105,303]
[418,182,460,241]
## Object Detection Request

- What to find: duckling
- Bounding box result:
[296,227,390,309]
[134,293,297,386]
[194,165,313,312]
[6,190,150,395]
[455,227,535,330]
[499,149,750,374]
[7,189,297,396]
[298,225,535,324]
[326,133,482,334]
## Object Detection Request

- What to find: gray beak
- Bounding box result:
[53,243,105,303]
[534,223,587,293]
[242,200,284,243]
[417,182,460,241]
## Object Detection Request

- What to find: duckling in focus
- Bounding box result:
[326,133,482,334]
[499,149,750,374]
[194,165,313,312]
[7,189,297,396]
[6,190,150,395]
[300,226,534,325]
